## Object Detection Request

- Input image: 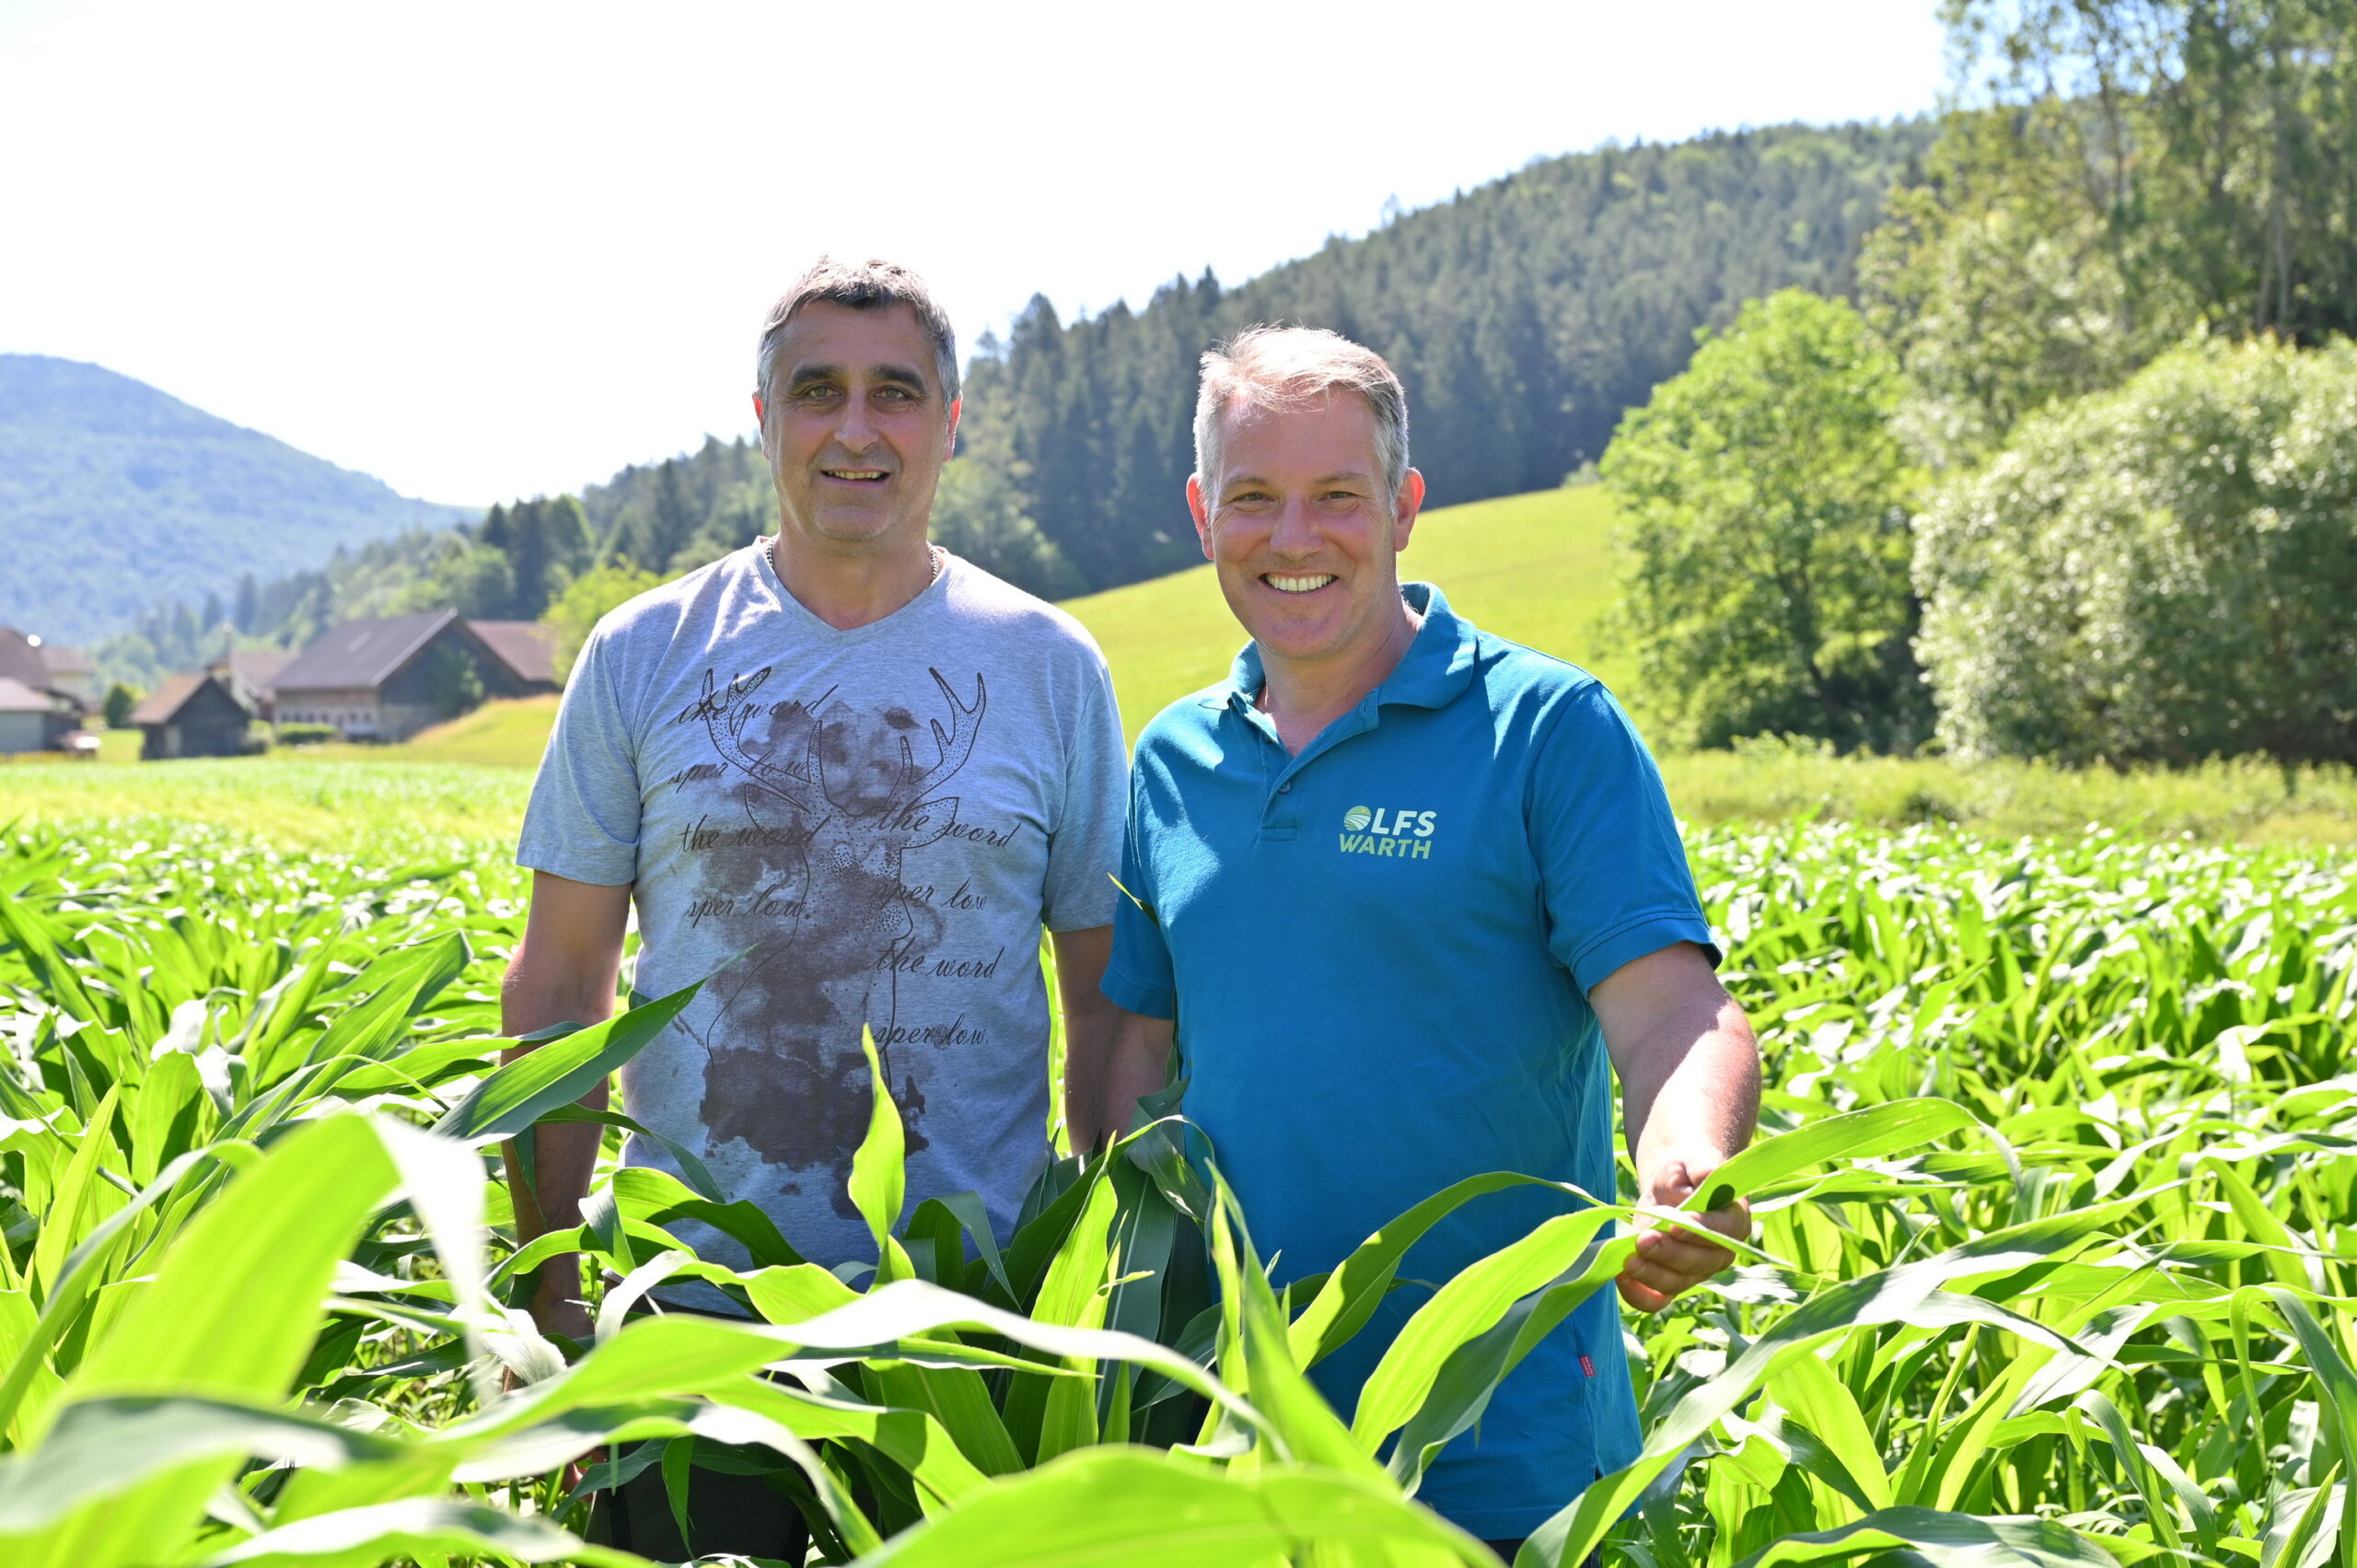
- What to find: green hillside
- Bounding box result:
[0,354,471,646]
[1063,484,1628,743]
[959,120,1933,596]
[15,481,2356,843]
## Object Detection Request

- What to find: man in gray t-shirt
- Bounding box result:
[502,260,1124,1378]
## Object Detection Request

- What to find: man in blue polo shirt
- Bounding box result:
[1074,326,1761,1557]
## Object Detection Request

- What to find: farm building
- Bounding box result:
[210,647,297,723]
[272,610,542,742]
[0,627,90,753]
[130,671,255,760]
[464,621,561,695]
[35,643,97,706]
[0,678,80,754]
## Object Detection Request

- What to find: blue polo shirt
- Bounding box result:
[1101,583,1716,1539]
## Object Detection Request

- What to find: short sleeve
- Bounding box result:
[516,625,644,887]
[1100,759,1175,1018]
[1530,684,1718,993]
[1040,658,1126,932]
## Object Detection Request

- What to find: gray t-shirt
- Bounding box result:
[517,541,1124,1274]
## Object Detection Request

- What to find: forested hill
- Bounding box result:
[958,120,1935,592]
[0,354,469,647]
[82,118,1937,680]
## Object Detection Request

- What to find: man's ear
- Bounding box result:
[943,396,962,461]
[751,395,767,453]
[1392,469,1427,553]
[1187,474,1214,561]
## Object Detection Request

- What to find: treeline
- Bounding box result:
[958,121,1933,592]
[1608,0,2357,766]
[95,119,1930,686]
[95,445,771,689]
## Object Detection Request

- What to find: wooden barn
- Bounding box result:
[463,621,561,695]
[131,672,255,760]
[273,610,539,742]
[0,627,89,754]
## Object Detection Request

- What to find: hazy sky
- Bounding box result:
[0,1,1950,506]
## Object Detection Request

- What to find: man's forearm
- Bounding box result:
[499,975,615,1303]
[1076,1009,1175,1155]
[1622,1010,1759,1197]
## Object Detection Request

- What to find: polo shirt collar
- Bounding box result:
[1219,581,1479,716]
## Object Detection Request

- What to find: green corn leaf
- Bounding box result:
[1208,1170,1387,1484]
[933,1190,1016,1300]
[850,1026,916,1283]
[29,1084,122,1304]
[0,1113,400,1568]
[1516,1199,2145,1568]
[199,1497,652,1566]
[431,981,698,1144]
[1715,1505,2119,1568]
[847,1446,1496,1567]
[0,1394,406,1531]
[1353,1206,1623,1453]
[1768,1351,1891,1511]
[0,1140,261,1446]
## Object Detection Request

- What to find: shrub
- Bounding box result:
[540,562,662,682]
[1915,334,2357,765]
[1602,291,1930,753]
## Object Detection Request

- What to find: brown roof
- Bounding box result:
[37,644,93,679]
[128,671,210,726]
[218,647,297,696]
[0,676,57,714]
[0,629,50,692]
[275,611,458,693]
[132,671,252,726]
[467,620,558,685]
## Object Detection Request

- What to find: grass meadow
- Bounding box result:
[6,482,2356,849]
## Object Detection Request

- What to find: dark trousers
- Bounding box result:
[585,1291,810,1560]
[1485,1544,1603,1566]
[596,1443,809,1561]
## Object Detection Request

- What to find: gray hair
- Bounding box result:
[755,256,960,406]
[1193,325,1410,501]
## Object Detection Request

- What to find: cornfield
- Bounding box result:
[0,818,2350,1568]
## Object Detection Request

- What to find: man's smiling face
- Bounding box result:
[757,300,958,552]
[1190,390,1423,674]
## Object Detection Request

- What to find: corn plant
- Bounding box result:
[0,819,2350,1568]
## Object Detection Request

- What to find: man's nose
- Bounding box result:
[1269,496,1319,555]
[833,394,878,451]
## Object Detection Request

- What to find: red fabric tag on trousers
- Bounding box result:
[1580,1354,1596,1376]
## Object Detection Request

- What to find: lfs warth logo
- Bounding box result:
[1338,805,1438,858]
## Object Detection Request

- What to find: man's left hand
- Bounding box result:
[1617,1156,1747,1313]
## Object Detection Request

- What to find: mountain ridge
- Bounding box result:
[0,354,473,646]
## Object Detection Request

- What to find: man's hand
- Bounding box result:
[1619,1153,1748,1314]
[1591,942,1761,1315]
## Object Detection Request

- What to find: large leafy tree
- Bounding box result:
[1915,334,2357,766]
[1601,291,1927,752]
[1868,0,2357,464]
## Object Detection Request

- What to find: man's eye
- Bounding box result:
[797,385,841,401]
[877,387,912,401]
